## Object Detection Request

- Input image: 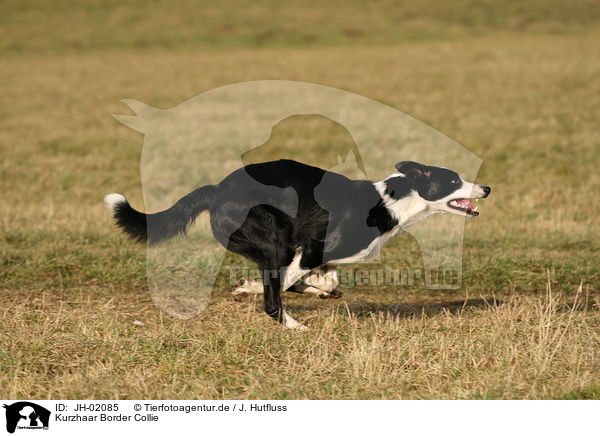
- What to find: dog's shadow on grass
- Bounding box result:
[290,298,499,319]
[381,298,496,318]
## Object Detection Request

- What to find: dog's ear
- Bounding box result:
[395,161,431,193]
[395,161,426,175]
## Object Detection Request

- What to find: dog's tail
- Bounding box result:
[104,185,218,245]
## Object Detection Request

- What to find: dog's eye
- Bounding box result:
[451,178,459,184]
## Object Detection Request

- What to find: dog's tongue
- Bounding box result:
[456,199,473,209]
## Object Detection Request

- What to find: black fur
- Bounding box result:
[108,159,490,326]
[112,185,218,245]
[395,160,464,201]
[109,159,399,324]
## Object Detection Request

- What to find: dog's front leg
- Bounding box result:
[261,264,307,330]
[281,247,310,292]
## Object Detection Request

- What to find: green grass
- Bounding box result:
[2,0,600,54]
[1,1,600,399]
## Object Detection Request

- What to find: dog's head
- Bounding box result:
[387,161,491,218]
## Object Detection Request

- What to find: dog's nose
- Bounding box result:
[481,186,491,197]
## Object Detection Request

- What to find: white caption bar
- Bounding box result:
[0,400,597,435]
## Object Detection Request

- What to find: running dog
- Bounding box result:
[105,159,490,329]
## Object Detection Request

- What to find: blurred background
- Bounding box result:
[1,0,599,399]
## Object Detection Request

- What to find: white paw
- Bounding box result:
[283,310,308,330]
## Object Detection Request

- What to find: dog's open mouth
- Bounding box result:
[448,198,479,216]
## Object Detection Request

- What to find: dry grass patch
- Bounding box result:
[1,279,598,399]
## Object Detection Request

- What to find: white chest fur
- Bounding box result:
[328,225,403,264]
[328,182,432,265]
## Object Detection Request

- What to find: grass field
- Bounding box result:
[1,1,600,399]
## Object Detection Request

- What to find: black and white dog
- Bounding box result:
[105,160,490,329]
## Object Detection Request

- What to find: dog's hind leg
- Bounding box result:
[302,266,342,299]
[232,277,335,298]
[231,278,265,296]
[233,265,341,300]
[232,278,309,296]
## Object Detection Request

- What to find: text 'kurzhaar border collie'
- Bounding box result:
[105,160,491,330]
